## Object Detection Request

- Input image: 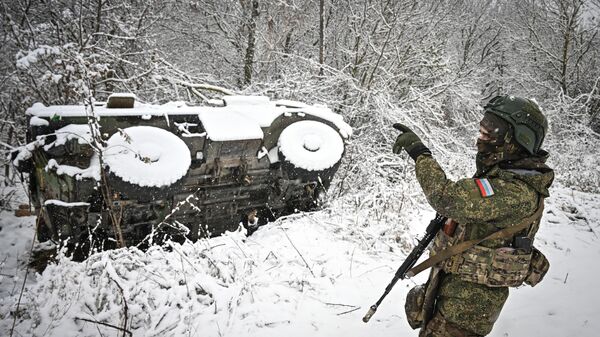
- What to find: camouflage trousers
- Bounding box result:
[423,274,509,336]
[419,312,482,337]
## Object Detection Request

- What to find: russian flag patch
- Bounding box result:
[475,178,495,197]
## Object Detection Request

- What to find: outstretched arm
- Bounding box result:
[414,155,536,226]
[391,123,536,226]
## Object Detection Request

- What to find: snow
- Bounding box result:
[492,188,600,335]
[25,102,186,118]
[44,200,90,207]
[278,121,345,171]
[224,95,271,106]
[257,146,269,160]
[15,46,60,69]
[108,92,136,99]
[207,98,225,106]
[4,97,598,337]
[267,146,280,164]
[223,96,282,128]
[31,102,46,110]
[300,106,353,140]
[43,124,93,151]
[162,100,188,108]
[45,156,101,181]
[0,185,598,337]
[198,109,264,141]
[274,99,310,108]
[25,96,352,141]
[52,74,62,83]
[174,122,207,138]
[103,126,191,187]
[11,139,44,167]
[29,116,49,126]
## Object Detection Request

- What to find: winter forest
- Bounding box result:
[1,0,600,336]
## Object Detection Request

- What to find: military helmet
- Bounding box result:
[483,95,547,154]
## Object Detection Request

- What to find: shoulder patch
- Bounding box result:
[474,178,495,197]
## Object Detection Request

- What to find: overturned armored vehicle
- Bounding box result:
[14,94,351,252]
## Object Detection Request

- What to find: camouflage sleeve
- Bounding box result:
[414,155,537,226]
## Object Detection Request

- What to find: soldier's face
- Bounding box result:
[478,113,509,145]
[478,124,494,141]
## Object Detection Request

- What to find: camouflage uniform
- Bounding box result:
[413,154,554,336]
[394,95,552,336]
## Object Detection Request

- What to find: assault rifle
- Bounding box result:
[362,213,446,323]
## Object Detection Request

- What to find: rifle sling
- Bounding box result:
[406,198,544,278]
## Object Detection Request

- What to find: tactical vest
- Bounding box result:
[429,196,549,287]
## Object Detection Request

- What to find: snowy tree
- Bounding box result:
[508,0,600,97]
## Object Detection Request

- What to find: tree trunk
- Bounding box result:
[319,0,325,76]
[561,28,570,95]
[243,0,260,85]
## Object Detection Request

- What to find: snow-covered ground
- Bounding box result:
[0,184,599,337]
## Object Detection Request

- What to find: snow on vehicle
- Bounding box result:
[13,94,352,253]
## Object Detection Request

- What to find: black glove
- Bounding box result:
[392,123,431,161]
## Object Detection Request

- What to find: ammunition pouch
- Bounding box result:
[405,284,427,329]
[404,267,443,330]
[443,245,532,287]
[415,196,549,289]
[524,247,550,286]
[432,230,549,288]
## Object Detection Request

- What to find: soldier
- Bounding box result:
[393,95,554,337]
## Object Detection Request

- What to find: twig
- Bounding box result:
[337,306,361,316]
[357,264,394,277]
[9,214,40,337]
[229,236,248,258]
[570,193,598,239]
[263,251,278,262]
[216,321,223,337]
[265,264,279,272]
[108,274,129,337]
[180,255,190,299]
[263,320,291,327]
[349,247,356,278]
[564,273,569,284]
[325,302,358,308]
[74,318,132,337]
[580,217,598,239]
[0,140,16,150]
[278,225,315,277]
[168,242,201,273]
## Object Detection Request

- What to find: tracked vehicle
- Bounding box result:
[13,94,351,251]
